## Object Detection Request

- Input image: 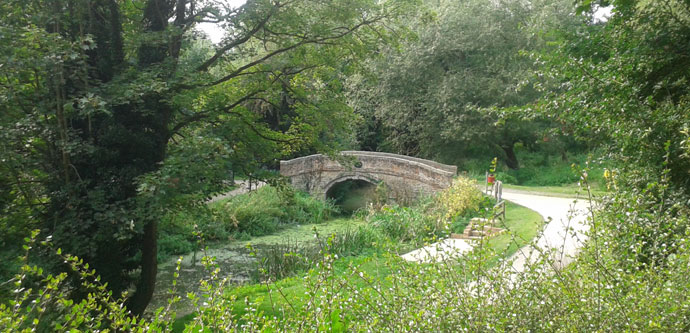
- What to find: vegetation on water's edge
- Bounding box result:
[7,176,523,331]
[157,185,339,261]
[169,200,543,330]
[239,217,368,247]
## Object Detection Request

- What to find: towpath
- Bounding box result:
[501,190,590,272]
[402,189,592,273]
[207,179,266,203]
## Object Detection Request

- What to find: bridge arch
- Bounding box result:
[280,151,456,202]
[323,174,382,198]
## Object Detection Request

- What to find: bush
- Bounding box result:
[364,177,486,243]
[158,206,226,257]
[215,186,338,237]
[11,168,690,331]
[435,177,484,225]
[510,163,579,186]
[495,171,517,184]
[449,216,471,234]
[157,185,339,259]
[0,232,175,332]
[460,150,608,187]
[367,205,434,243]
[290,191,339,224]
[158,234,194,256]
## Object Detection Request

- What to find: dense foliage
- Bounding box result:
[538,0,690,193]
[1,176,491,331]
[348,0,588,169]
[159,185,338,258]
[0,0,415,313]
[3,0,690,330]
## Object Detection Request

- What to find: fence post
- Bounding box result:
[496,181,502,201]
[485,171,488,194]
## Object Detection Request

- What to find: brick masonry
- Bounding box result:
[279,151,457,201]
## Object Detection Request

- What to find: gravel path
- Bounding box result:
[401,238,474,262]
[402,189,592,271]
[207,180,266,203]
[502,190,591,272]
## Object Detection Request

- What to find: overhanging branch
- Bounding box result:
[196,3,279,72]
[206,17,381,87]
[168,89,264,138]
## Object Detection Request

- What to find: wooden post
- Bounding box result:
[485,171,492,196]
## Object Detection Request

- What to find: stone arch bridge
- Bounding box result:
[280,151,457,201]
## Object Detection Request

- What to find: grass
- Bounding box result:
[487,201,544,256]
[171,200,544,331]
[228,254,394,316]
[236,217,367,247]
[172,253,397,332]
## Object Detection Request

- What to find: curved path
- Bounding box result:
[502,190,591,273]
[402,189,592,274]
[207,180,266,203]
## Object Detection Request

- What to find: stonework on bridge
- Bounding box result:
[280,151,457,201]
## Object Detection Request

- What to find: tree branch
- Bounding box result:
[207,17,381,87]
[226,110,297,143]
[196,3,278,72]
[168,89,265,138]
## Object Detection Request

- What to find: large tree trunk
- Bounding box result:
[126,219,158,315]
[501,144,520,170]
[49,0,179,316]
[125,0,181,315]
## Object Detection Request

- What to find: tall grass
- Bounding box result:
[247,177,487,282]
[158,186,339,258]
[251,226,382,282]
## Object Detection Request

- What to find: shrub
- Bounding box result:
[435,177,484,225]
[363,177,486,243]
[495,171,517,184]
[158,206,227,257]
[449,216,471,234]
[367,205,434,242]
[11,169,690,332]
[158,234,194,257]
[215,186,338,237]
[0,232,175,332]
[290,191,339,224]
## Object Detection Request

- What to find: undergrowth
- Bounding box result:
[464,150,607,188]
[250,178,486,281]
[158,185,338,259]
[7,171,690,331]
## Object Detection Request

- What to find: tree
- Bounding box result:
[538,0,690,191]
[349,0,584,168]
[0,0,415,314]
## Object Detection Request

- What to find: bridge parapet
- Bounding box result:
[280,151,457,201]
